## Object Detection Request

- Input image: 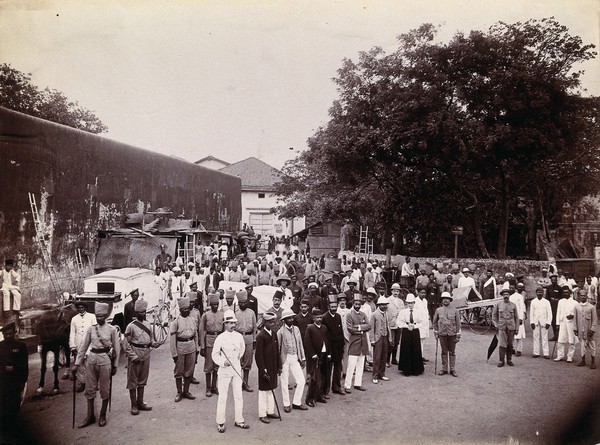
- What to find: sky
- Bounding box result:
[1,0,599,169]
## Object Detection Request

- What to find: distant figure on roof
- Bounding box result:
[155,244,172,270]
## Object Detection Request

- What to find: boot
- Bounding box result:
[98,399,109,427]
[211,371,218,394]
[183,378,196,400]
[506,348,514,366]
[578,356,587,367]
[175,377,183,402]
[129,389,139,415]
[78,399,96,428]
[242,369,253,392]
[205,373,212,397]
[591,357,596,370]
[137,387,152,411]
[497,347,505,368]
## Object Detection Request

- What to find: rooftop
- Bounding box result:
[220,156,281,191]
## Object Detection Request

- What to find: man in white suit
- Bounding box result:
[529,287,552,359]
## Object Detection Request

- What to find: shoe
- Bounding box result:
[543,356,550,359]
[138,402,152,411]
[284,406,291,413]
[381,376,389,381]
[497,362,505,368]
[190,377,200,384]
[354,386,366,391]
[322,394,331,399]
[174,393,183,402]
[515,351,521,357]
[259,417,270,424]
[554,357,563,362]
[217,424,225,433]
[131,405,139,415]
[242,383,254,393]
[344,388,352,394]
[78,416,96,429]
[567,359,573,363]
[422,358,429,362]
[306,401,315,407]
[365,366,373,372]
[211,388,219,395]
[235,422,250,429]
[183,391,196,400]
[450,371,458,377]
[98,415,107,427]
[438,370,448,376]
[386,363,390,367]
[267,413,280,419]
[52,388,59,395]
[507,361,514,367]
[391,360,398,365]
[532,355,540,358]
[293,404,309,410]
[332,389,346,395]
[317,397,327,403]
[372,378,379,384]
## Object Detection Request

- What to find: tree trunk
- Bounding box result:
[496,168,510,259]
[464,190,490,258]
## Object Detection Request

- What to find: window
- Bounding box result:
[258,193,265,198]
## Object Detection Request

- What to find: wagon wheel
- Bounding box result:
[467,306,493,334]
[151,303,170,346]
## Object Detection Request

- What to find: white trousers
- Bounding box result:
[344,354,365,389]
[514,338,523,353]
[280,354,305,407]
[216,371,244,425]
[2,288,21,311]
[532,324,549,356]
[258,390,275,417]
[556,342,576,361]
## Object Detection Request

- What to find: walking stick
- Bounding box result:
[434,337,439,375]
[551,337,557,359]
[72,374,76,428]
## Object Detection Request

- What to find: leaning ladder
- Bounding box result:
[358,226,374,256]
[28,192,62,295]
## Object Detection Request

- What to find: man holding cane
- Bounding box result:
[255,312,282,423]
[69,301,96,393]
[433,292,461,377]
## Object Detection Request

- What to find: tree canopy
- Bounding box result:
[275,18,600,258]
[0,63,107,134]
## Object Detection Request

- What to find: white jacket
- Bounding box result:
[529,297,552,326]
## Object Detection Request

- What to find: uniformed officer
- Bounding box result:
[71,302,120,428]
[170,297,197,402]
[123,299,156,415]
[187,292,202,385]
[234,289,256,392]
[492,289,519,367]
[212,310,249,433]
[199,292,224,397]
[433,292,461,377]
[0,322,28,436]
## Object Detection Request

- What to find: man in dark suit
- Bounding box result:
[303,309,330,407]
[321,295,345,396]
[294,299,313,340]
[0,322,28,438]
[255,312,281,423]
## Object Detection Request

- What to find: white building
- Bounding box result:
[198,156,304,237]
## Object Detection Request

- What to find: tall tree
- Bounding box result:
[276,19,600,258]
[0,63,107,134]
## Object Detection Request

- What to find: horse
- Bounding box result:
[34,303,78,395]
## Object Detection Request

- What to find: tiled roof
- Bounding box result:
[194,155,230,166]
[220,157,281,191]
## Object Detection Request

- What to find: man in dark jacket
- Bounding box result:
[321,294,345,396]
[303,309,330,407]
[255,312,281,424]
[0,322,28,437]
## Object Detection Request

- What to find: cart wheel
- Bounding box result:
[152,303,170,346]
[468,306,493,334]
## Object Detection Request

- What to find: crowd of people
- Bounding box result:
[1,248,600,437]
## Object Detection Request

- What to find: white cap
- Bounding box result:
[405,294,416,303]
[376,296,389,305]
[223,309,237,323]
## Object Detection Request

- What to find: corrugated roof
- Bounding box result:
[220,157,281,191]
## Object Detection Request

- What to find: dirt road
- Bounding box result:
[13,326,600,445]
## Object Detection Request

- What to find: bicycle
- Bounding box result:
[460,305,494,334]
[150,301,170,346]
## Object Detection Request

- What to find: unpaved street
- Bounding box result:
[15,327,600,445]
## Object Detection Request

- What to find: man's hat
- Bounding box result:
[549,273,558,278]
[130,288,139,296]
[172,266,182,272]
[307,282,318,289]
[4,259,14,266]
[186,291,198,302]
[353,294,364,304]
[75,300,86,308]
[177,297,190,309]
[236,289,248,303]
[347,278,358,286]
[366,287,377,296]
[134,299,148,312]
[462,267,470,273]
[281,308,295,321]
[242,275,250,283]
[500,289,511,296]
[311,308,323,317]
[223,309,237,323]
[505,272,514,278]
[376,296,389,305]
[276,274,291,286]
[405,293,416,303]
[337,293,347,301]
[440,291,453,301]
[327,294,338,304]
[517,282,525,288]
[300,298,310,305]
[1,321,16,332]
[262,311,277,322]
[225,288,236,299]
[95,302,110,316]
[391,283,401,290]
[208,292,220,305]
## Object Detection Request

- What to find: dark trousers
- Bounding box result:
[306,356,324,403]
[324,357,342,394]
[372,336,389,379]
[438,335,457,371]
